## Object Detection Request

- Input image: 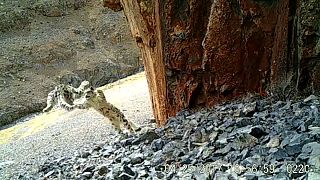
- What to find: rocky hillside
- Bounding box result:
[0,0,141,126]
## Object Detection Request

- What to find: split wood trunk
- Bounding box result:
[105,0,320,126]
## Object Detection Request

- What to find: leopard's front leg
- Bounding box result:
[43,91,55,112]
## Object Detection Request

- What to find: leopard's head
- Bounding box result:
[83,87,95,99]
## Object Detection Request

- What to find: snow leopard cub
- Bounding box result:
[42,81,90,112]
[74,87,141,133]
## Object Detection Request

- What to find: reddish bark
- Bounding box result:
[162,0,283,116]
[105,0,320,125]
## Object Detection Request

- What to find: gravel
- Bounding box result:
[1,86,320,179]
[6,94,317,180]
[0,72,154,179]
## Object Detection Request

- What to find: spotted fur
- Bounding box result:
[43,81,90,112]
[74,87,140,133]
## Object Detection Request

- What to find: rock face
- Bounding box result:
[0,0,141,126]
[108,0,320,125]
[29,95,320,179]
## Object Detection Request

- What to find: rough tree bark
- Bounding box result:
[105,0,320,126]
[117,0,168,126]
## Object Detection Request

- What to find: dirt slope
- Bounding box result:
[0,0,141,126]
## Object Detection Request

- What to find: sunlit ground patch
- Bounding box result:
[0,71,149,145]
[0,110,66,144]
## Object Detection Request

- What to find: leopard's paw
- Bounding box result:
[42,106,52,113]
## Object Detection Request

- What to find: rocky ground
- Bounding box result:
[6,94,317,179]
[0,0,141,126]
[0,72,153,179]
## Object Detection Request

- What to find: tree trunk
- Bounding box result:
[118,0,168,126]
[108,0,320,126]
